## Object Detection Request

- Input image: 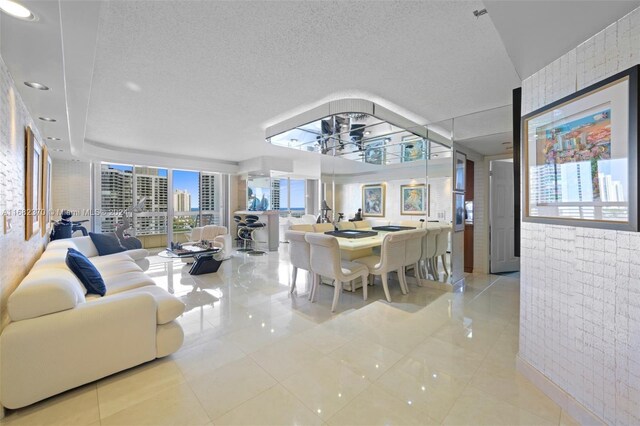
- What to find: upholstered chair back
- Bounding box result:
[337,222,356,230]
[305,233,342,279]
[422,225,441,259]
[435,224,452,256]
[379,232,406,271]
[290,224,315,232]
[285,230,311,272]
[313,223,335,233]
[404,229,426,265]
[353,220,372,230]
[399,220,423,229]
[200,225,228,241]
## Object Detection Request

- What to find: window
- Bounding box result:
[134,167,167,236]
[96,164,227,246]
[172,170,200,233]
[99,164,133,233]
[276,178,306,218]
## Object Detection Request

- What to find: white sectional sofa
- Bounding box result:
[0,236,185,410]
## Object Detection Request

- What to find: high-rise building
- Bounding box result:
[271,179,281,211]
[100,165,169,235]
[135,167,168,235]
[100,164,133,232]
[199,173,219,225]
[174,189,191,212]
[200,174,216,211]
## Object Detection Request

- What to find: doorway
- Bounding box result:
[489,159,520,273]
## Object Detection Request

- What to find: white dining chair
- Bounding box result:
[399,220,423,228]
[401,229,426,290]
[420,224,441,280]
[284,230,312,296]
[304,233,369,312]
[434,224,452,277]
[354,231,407,303]
[337,222,356,230]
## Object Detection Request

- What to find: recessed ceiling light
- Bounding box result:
[47,136,61,141]
[384,138,391,143]
[24,81,49,90]
[0,0,35,20]
[364,131,371,136]
[39,117,57,122]
[53,148,63,152]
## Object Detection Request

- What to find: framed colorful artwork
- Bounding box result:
[400,136,426,162]
[364,140,385,165]
[401,184,428,215]
[362,184,385,217]
[24,126,42,240]
[522,65,639,231]
[454,151,466,192]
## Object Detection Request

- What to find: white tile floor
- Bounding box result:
[0,247,578,425]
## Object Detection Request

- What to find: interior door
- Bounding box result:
[490,161,520,273]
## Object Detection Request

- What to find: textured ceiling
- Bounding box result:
[486,0,640,79]
[85,0,521,162]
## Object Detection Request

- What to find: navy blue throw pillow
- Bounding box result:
[89,232,126,256]
[66,248,106,296]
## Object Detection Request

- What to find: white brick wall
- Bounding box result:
[0,55,48,329]
[520,8,640,424]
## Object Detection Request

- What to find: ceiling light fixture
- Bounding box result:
[47,136,61,141]
[364,131,371,136]
[24,81,49,90]
[384,138,391,144]
[39,117,56,122]
[0,0,35,20]
[53,148,63,152]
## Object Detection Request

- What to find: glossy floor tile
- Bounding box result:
[0,249,575,425]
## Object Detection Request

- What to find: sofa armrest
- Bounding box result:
[1,293,158,409]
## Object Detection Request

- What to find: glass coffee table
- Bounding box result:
[158,246,223,275]
[158,246,221,262]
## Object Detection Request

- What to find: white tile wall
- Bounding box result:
[520,8,640,424]
[0,55,48,329]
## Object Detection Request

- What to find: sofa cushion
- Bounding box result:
[134,286,185,324]
[93,258,143,278]
[89,232,126,256]
[92,285,185,324]
[65,249,106,296]
[8,268,87,321]
[48,236,99,258]
[104,271,155,295]
[123,248,149,261]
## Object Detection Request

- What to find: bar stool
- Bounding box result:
[246,215,266,256]
[235,215,252,253]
